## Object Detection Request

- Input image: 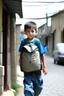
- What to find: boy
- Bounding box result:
[19,21,48,96]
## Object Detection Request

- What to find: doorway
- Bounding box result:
[2,8,9,90]
[61,30,64,42]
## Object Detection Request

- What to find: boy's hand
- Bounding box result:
[43,67,48,75]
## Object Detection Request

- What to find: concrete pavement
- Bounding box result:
[40,55,64,96]
[1,90,14,96]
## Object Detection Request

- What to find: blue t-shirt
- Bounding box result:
[20,35,25,41]
[44,46,48,53]
[19,38,45,54]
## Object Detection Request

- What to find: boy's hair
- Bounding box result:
[24,21,37,31]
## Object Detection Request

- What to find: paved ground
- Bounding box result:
[39,55,64,96]
[17,55,64,96]
[2,90,14,96]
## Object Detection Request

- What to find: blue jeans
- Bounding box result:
[24,71,43,96]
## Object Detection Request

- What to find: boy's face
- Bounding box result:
[25,28,37,39]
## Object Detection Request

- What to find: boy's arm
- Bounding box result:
[41,54,48,75]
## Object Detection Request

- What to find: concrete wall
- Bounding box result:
[16,25,21,66]
[0,0,4,95]
[7,15,11,88]
[0,66,4,95]
[10,17,17,83]
[48,35,53,56]
[0,0,2,65]
[51,12,64,48]
[48,11,64,56]
[0,32,2,65]
[0,0,2,32]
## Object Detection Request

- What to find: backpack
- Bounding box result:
[20,39,42,72]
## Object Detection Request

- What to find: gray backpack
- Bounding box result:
[20,41,42,72]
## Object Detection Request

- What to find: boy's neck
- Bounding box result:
[27,37,34,41]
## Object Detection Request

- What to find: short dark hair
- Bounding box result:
[24,21,37,31]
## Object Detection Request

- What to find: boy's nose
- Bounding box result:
[30,31,32,34]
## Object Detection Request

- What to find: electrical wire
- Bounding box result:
[21,10,64,20]
[22,4,50,6]
[22,1,64,7]
[16,9,64,20]
[17,13,56,20]
[22,1,64,3]
[21,1,64,20]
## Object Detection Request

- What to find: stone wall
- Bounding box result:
[0,66,4,95]
[10,17,17,83]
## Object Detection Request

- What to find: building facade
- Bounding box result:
[50,10,64,55]
[38,10,64,56]
[38,24,51,55]
[0,0,23,95]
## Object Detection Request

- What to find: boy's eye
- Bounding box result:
[31,30,34,32]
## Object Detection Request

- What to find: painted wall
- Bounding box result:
[51,11,64,48]
[0,0,2,32]
[0,0,2,65]
[0,1,4,95]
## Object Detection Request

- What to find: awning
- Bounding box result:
[3,0,23,18]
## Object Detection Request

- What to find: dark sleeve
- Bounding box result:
[19,40,24,52]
